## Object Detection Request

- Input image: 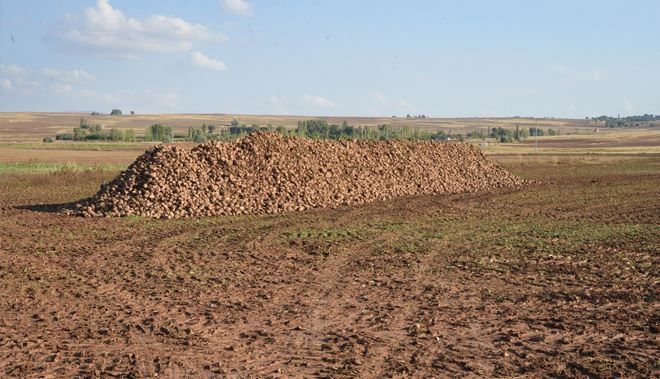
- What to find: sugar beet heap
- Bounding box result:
[73,132,524,218]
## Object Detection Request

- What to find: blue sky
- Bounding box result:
[1,0,658,117]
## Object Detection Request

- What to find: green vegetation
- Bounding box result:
[0,162,126,174]
[184,123,220,142]
[56,118,136,142]
[147,124,173,142]
[528,127,545,137]
[283,227,365,242]
[47,116,602,146]
[591,114,660,128]
[483,126,530,143]
[293,119,465,141]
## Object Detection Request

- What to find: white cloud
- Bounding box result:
[624,100,635,113]
[0,64,93,95]
[190,51,227,71]
[369,91,415,113]
[58,88,183,113]
[40,68,95,83]
[0,64,28,77]
[1,79,13,90]
[220,0,252,16]
[551,65,568,73]
[269,95,290,105]
[549,65,606,82]
[303,94,336,108]
[50,83,73,95]
[371,91,388,105]
[396,100,416,112]
[590,70,604,81]
[47,0,227,59]
[0,63,181,112]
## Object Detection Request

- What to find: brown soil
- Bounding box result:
[517,135,660,148]
[0,158,658,378]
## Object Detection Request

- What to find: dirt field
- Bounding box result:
[0,153,658,377]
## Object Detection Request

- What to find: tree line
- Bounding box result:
[50,118,561,144]
[55,118,136,142]
[590,114,659,128]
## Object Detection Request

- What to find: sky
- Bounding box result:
[0,0,658,117]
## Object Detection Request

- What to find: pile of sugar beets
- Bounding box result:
[72,132,525,218]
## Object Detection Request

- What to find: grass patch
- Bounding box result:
[0,142,156,151]
[0,162,127,174]
[283,227,367,242]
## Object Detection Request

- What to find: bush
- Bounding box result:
[529,127,545,137]
[110,109,122,116]
[42,136,54,143]
[110,128,124,141]
[56,133,74,141]
[123,129,136,142]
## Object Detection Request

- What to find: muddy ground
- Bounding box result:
[0,157,658,377]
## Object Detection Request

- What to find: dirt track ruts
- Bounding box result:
[0,157,658,377]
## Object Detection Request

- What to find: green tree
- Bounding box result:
[123,129,136,142]
[514,124,520,140]
[109,128,124,141]
[148,124,173,142]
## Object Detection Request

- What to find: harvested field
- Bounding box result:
[0,155,658,377]
[74,133,523,218]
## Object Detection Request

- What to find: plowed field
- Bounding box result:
[0,156,658,377]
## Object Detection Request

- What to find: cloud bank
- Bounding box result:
[47,0,226,59]
[0,64,95,96]
[303,94,336,109]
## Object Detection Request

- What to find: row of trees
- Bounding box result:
[56,118,136,142]
[50,118,566,144]
[55,120,174,143]
[466,126,557,143]
[591,114,660,128]
[89,109,135,116]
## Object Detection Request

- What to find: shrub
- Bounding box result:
[56,133,74,141]
[42,136,54,143]
[110,128,124,141]
[123,129,136,142]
